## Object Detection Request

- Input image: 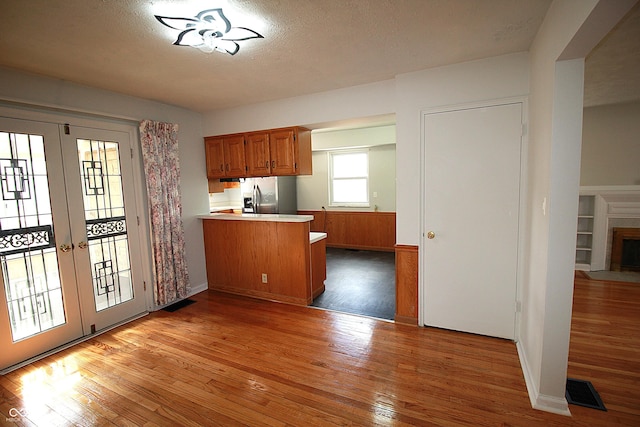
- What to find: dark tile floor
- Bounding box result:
[311,248,396,320]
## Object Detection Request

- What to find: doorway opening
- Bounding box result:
[311,247,395,320]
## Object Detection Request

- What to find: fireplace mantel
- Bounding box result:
[579,186,640,271]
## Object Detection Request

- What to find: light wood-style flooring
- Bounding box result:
[0,273,638,426]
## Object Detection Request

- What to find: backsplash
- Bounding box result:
[209,187,242,210]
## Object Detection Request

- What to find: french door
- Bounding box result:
[0,116,146,371]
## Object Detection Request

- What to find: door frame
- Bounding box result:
[0,104,155,314]
[418,97,529,341]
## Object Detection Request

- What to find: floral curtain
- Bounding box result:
[139,120,190,306]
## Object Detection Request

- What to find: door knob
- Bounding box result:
[427,231,436,239]
[59,243,72,252]
[78,241,88,249]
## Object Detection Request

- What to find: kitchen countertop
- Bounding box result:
[310,232,327,244]
[199,213,314,223]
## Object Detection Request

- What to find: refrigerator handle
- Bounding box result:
[253,184,260,214]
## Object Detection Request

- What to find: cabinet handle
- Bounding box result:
[271,160,275,169]
[220,164,224,172]
[265,161,269,169]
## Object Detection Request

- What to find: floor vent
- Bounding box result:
[162,298,196,312]
[566,378,607,411]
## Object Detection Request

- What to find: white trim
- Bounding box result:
[514,98,529,343]
[579,185,640,195]
[0,97,140,123]
[188,282,209,297]
[517,341,571,416]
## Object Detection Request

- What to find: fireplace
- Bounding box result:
[610,227,640,272]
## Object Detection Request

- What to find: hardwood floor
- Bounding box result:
[567,271,640,425]
[1,274,638,426]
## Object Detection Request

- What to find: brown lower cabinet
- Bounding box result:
[311,236,326,299]
[202,215,418,325]
[202,217,317,305]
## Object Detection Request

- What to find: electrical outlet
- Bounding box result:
[261,273,268,283]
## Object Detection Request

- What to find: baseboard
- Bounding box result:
[189,282,209,296]
[516,341,571,416]
[152,282,209,311]
[327,243,395,252]
[394,314,418,325]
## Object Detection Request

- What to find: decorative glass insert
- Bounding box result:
[77,139,133,311]
[0,131,66,342]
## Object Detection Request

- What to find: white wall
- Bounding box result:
[297,144,396,212]
[395,52,530,244]
[581,101,640,186]
[521,0,635,415]
[202,80,396,136]
[0,67,209,299]
[311,125,396,150]
[204,53,530,240]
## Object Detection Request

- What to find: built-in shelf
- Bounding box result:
[577,186,640,271]
[575,195,595,271]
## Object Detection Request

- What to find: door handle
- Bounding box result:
[78,241,88,249]
[427,231,436,239]
[59,243,72,252]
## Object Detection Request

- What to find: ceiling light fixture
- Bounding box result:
[155,8,263,55]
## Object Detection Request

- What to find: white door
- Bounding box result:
[421,102,522,340]
[0,117,146,371]
[61,125,146,332]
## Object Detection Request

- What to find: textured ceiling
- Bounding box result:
[584,2,640,108]
[0,0,636,114]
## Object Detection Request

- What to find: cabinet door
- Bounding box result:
[223,134,247,177]
[269,128,298,175]
[245,132,271,176]
[205,137,225,179]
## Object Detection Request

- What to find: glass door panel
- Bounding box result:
[0,118,82,371]
[77,139,134,311]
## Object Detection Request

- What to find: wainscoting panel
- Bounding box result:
[395,244,419,325]
[298,210,396,252]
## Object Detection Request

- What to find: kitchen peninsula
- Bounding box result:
[200,213,326,305]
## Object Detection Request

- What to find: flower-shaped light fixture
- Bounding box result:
[155,8,263,55]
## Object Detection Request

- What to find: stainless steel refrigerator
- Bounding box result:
[240,176,297,214]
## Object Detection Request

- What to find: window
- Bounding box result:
[329,150,369,207]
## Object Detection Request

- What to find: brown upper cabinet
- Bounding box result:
[206,127,312,178]
[245,131,271,176]
[205,134,247,178]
